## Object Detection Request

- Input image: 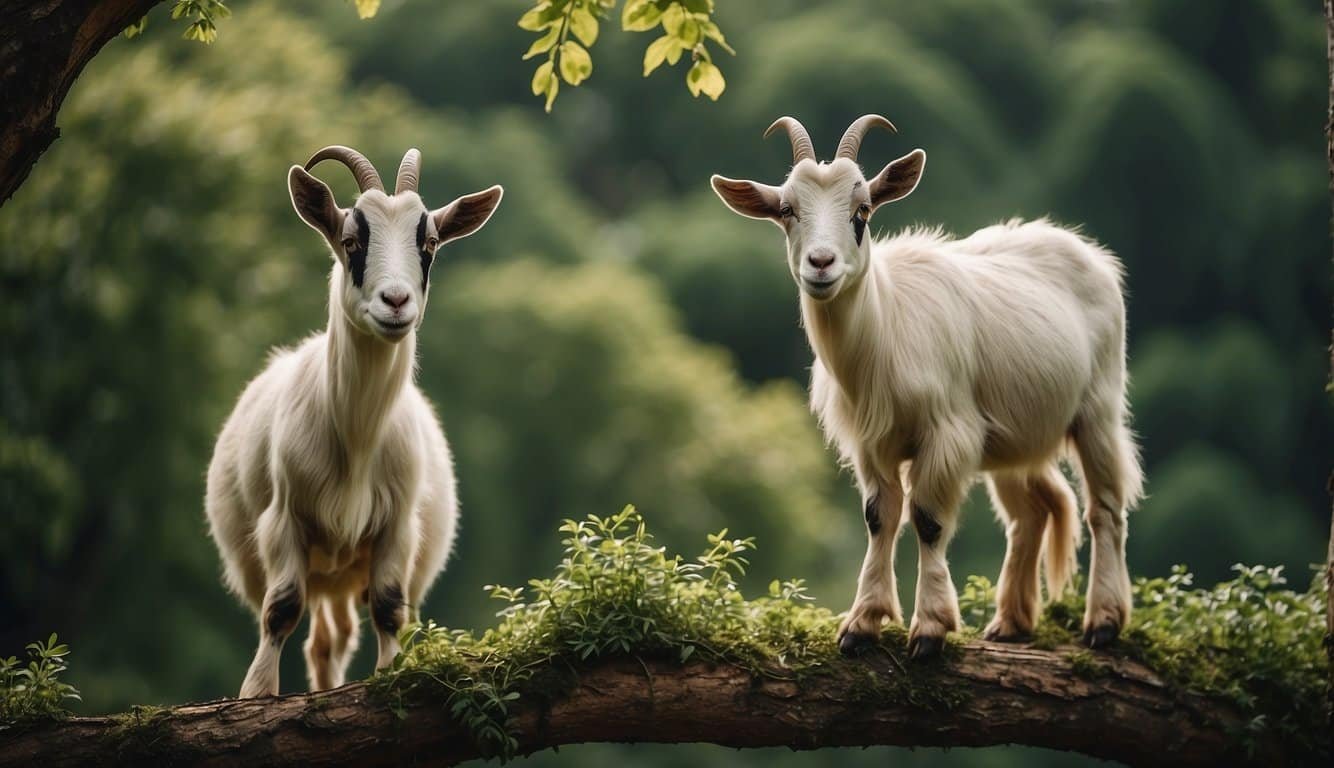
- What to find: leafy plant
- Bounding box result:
[374,506,853,759]
[128,0,733,111]
[0,634,81,727]
[520,0,734,111]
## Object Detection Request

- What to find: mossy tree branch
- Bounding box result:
[0,641,1289,767]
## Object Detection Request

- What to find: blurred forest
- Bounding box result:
[0,0,1330,766]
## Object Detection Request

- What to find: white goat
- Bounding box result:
[206,146,503,697]
[711,116,1141,658]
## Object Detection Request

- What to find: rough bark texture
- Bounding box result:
[1325,0,1334,721]
[0,0,165,206]
[0,642,1285,767]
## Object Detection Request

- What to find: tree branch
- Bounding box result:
[0,0,165,206]
[0,641,1285,767]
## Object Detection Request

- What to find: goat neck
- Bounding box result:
[324,268,415,453]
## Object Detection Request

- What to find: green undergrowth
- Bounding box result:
[1032,564,1328,758]
[373,506,1331,762]
[371,505,964,759]
[0,634,80,728]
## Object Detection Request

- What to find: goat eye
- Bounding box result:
[426,237,439,251]
[854,203,870,220]
[341,237,357,251]
[779,204,794,218]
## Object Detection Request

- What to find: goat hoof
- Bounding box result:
[838,631,877,658]
[983,626,1031,643]
[1083,623,1119,649]
[907,634,944,661]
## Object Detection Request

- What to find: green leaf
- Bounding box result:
[570,6,598,46]
[643,35,675,75]
[517,3,553,31]
[558,41,593,85]
[123,16,148,38]
[621,0,662,31]
[661,3,686,36]
[353,0,380,19]
[523,26,560,60]
[531,60,554,96]
[686,60,725,99]
[544,75,560,112]
[665,41,684,66]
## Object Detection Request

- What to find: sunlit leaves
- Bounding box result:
[351,0,381,20]
[627,0,733,100]
[520,0,732,111]
[520,1,604,112]
[170,0,231,45]
[686,58,724,100]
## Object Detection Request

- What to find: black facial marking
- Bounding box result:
[264,584,303,642]
[416,212,433,292]
[912,505,941,546]
[853,214,866,246]
[350,208,370,288]
[864,494,881,534]
[371,583,405,633]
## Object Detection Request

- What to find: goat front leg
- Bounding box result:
[905,417,979,660]
[239,503,306,698]
[369,512,418,670]
[837,458,905,657]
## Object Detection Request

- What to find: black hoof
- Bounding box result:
[907,634,944,661]
[1083,623,1119,649]
[983,627,1032,643]
[839,631,877,658]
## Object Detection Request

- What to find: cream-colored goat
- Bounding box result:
[712,116,1141,659]
[206,146,502,697]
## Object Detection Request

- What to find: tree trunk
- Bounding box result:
[0,642,1287,767]
[0,0,165,206]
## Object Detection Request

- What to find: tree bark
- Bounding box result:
[0,642,1286,767]
[0,0,165,206]
[1324,0,1334,724]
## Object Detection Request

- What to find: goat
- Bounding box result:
[206,146,503,697]
[711,115,1141,659]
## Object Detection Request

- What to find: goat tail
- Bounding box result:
[1040,463,1082,600]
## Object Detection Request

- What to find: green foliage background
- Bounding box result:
[0,0,1330,765]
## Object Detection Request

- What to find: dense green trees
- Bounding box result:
[0,1,1328,765]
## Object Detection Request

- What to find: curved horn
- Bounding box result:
[395,148,422,195]
[763,116,816,165]
[834,114,897,161]
[305,145,384,193]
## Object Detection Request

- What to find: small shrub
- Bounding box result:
[0,633,81,726]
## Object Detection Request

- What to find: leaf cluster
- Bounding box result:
[0,634,80,728]
[521,0,733,111]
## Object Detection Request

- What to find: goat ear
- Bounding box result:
[288,166,344,241]
[868,149,926,210]
[432,185,504,245]
[711,175,783,222]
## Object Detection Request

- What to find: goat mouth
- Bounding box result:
[372,317,414,338]
[802,276,841,298]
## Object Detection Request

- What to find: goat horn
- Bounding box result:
[395,148,422,195]
[834,114,897,161]
[305,146,384,193]
[764,116,817,165]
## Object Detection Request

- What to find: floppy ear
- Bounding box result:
[711,175,784,222]
[868,149,926,210]
[432,185,504,245]
[288,165,344,241]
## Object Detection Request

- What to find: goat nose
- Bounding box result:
[807,250,836,269]
[380,288,410,309]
